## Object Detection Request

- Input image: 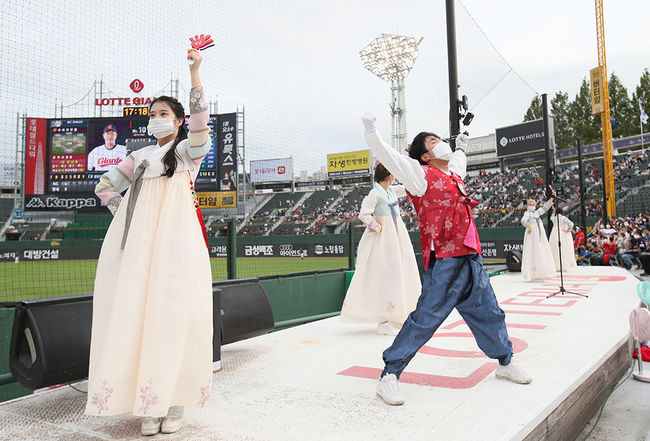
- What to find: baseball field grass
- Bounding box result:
[0,257,349,303]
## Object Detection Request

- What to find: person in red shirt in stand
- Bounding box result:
[361,113,531,406]
[590,235,617,265]
[602,235,618,264]
[574,226,586,252]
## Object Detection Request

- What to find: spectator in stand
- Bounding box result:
[574,226,585,252]
[591,235,617,266]
[638,227,650,276]
[619,229,643,270]
[577,246,591,266]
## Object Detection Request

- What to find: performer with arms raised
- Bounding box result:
[361,113,531,406]
[520,197,556,281]
[86,48,213,436]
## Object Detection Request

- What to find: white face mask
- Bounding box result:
[432,141,453,161]
[147,118,176,139]
[527,206,535,212]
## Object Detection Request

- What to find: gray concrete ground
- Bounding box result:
[575,268,650,441]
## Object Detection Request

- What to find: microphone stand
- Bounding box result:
[546,195,588,299]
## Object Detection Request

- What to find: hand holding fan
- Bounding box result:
[188,34,214,64]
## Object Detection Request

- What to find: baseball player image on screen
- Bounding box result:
[87,124,127,171]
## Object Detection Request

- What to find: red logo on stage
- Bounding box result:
[278,166,286,174]
[130,79,144,93]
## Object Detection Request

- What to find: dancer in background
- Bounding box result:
[340,162,421,335]
[549,206,577,272]
[361,113,531,407]
[86,48,213,436]
[520,197,556,281]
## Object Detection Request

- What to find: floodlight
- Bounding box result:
[360,34,423,152]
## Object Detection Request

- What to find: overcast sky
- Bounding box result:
[1,0,648,174]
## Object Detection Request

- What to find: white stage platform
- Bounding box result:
[0,266,640,440]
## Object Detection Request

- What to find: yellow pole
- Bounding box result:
[595,0,616,216]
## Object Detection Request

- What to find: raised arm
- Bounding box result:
[95,155,136,215]
[536,198,554,216]
[185,48,211,165]
[448,134,468,180]
[362,113,427,196]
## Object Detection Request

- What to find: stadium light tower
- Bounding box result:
[360,33,423,153]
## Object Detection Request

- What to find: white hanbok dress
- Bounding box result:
[86,88,213,417]
[340,183,421,325]
[549,213,577,272]
[520,202,556,281]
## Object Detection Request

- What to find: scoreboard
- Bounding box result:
[25,113,237,211]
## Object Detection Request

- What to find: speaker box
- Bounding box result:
[10,295,93,390]
[505,249,523,272]
[212,287,222,369]
[10,287,228,390]
[214,278,275,345]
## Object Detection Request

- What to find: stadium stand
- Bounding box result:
[5,150,648,239]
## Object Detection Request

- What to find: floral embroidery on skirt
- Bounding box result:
[91,379,114,414]
[198,380,212,407]
[139,379,158,414]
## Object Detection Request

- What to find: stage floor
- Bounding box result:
[0,266,641,441]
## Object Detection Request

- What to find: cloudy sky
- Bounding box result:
[1,0,648,175]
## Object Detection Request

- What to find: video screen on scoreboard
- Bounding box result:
[48,117,153,194]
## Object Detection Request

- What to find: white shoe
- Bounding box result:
[631,265,639,270]
[376,374,405,405]
[141,417,161,436]
[377,322,400,336]
[161,406,184,434]
[495,360,532,384]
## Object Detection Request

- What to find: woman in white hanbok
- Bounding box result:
[340,163,421,335]
[520,198,557,281]
[549,207,578,272]
[86,49,213,436]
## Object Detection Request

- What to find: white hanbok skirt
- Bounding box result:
[85,172,213,417]
[521,222,557,281]
[549,225,578,272]
[340,214,421,325]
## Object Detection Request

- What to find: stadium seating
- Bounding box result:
[10,150,649,239]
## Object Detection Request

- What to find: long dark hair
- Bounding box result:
[149,96,187,177]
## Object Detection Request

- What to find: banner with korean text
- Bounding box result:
[327,150,370,177]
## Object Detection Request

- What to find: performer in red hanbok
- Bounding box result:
[361,113,532,406]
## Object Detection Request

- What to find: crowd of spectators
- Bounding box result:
[576,211,650,275]
[205,150,649,239]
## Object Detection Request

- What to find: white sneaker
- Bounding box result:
[495,360,532,384]
[631,265,639,270]
[377,322,400,336]
[376,374,405,405]
[141,417,161,436]
[161,406,184,434]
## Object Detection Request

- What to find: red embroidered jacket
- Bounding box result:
[408,165,481,270]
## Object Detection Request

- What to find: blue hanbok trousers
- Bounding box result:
[382,253,513,379]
